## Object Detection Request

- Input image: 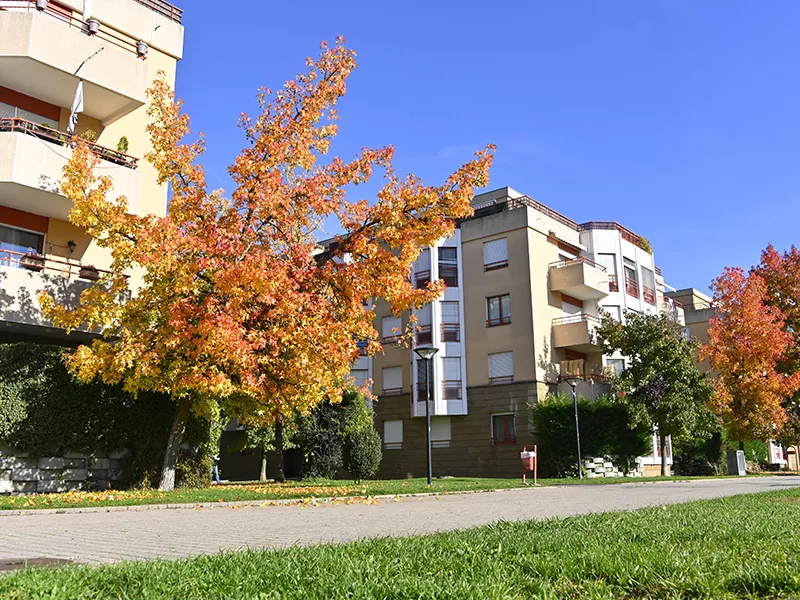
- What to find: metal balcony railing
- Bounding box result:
[441,323,460,342]
[439,265,458,287]
[130,0,182,23]
[416,324,432,345]
[609,274,619,292]
[442,380,462,400]
[414,269,430,289]
[0,249,114,281]
[0,118,139,169]
[625,277,639,299]
[552,313,602,327]
[643,285,656,306]
[548,256,607,272]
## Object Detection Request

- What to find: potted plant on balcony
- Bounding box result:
[20,253,45,272]
[79,265,101,281]
[86,19,100,35]
[35,0,48,10]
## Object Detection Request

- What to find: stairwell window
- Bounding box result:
[438,247,458,287]
[483,238,508,271]
[491,413,516,445]
[441,301,460,342]
[382,366,403,396]
[487,294,511,327]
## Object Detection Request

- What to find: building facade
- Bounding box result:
[361,187,679,478]
[0,0,183,345]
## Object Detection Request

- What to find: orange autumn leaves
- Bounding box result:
[40,37,494,425]
[701,246,800,442]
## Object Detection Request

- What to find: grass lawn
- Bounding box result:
[2,488,799,599]
[0,475,731,511]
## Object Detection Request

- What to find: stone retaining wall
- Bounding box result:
[0,447,127,494]
[584,455,646,478]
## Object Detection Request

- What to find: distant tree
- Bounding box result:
[599,312,715,476]
[700,267,800,448]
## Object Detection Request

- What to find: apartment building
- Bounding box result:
[0,0,183,344]
[360,187,680,478]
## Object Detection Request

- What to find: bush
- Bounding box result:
[342,426,382,482]
[0,343,219,489]
[673,430,725,476]
[530,393,651,478]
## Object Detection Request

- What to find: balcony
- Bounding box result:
[0,7,148,124]
[0,250,112,338]
[0,119,140,219]
[548,257,609,300]
[643,285,656,306]
[625,277,639,299]
[552,313,604,352]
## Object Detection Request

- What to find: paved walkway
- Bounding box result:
[2,476,798,564]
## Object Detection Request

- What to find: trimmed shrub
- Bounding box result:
[530,393,651,478]
[343,426,382,482]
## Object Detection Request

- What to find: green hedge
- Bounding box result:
[530,393,651,478]
[0,343,217,489]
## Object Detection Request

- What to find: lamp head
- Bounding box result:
[413,347,439,360]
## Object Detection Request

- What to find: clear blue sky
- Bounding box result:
[175,1,800,292]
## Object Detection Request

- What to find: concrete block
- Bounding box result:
[109,469,124,481]
[39,470,64,481]
[37,480,68,493]
[89,457,108,469]
[0,456,34,470]
[108,449,129,460]
[12,481,36,494]
[0,469,10,481]
[12,468,40,482]
[64,458,86,469]
[107,459,123,470]
[63,451,87,459]
[37,457,66,470]
[63,469,88,481]
[0,480,12,494]
[0,446,27,458]
[89,469,109,481]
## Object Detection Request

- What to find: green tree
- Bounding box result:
[598,312,716,476]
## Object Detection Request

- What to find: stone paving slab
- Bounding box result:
[1,476,797,565]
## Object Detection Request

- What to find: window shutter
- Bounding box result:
[483,238,508,266]
[488,352,513,379]
[383,367,402,391]
[383,420,403,449]
[641,267,655,290]
[430,417,451,447]
[441,301,459,324]
[382,316,401,339]
[443,357,461,380]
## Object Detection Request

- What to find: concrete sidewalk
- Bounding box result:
[2,476,798,565]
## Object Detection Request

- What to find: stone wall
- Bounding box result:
[375,381,539,479]
[0,447,126,494]
[584,456,645,478]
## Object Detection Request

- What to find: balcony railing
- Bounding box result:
[441,323,460,342]
[414,269,431,289]
[1,1,145,57]
[643,285,656,306]
[442,380,462,400]
[609,274,619,292]
[416,324,432,345]
[0,249,114,281]
[439,265,458,287]
[416,382,430,402]
[484,258,508,271]
[131,0,183,23]
[489,375,514,385]
[625,276,639,298]
[579,221,649,252]
[548,256,607,272]
[382,387,403,397]
[0,118,139,169]
[552,313,602,327]
[486,315,511,327]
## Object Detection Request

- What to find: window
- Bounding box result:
[438,247,458,287]
[641,267,656,305]
[488,352,514,384]
[350,369,369,388]
[382,315,401,342]
[491,414,516,445]
[416,304,432,345]
[623,258,639,298]
[606,359,624,377]
[487,294,511,326]
[442,357,462,400]
[416,359,432,402]
[383,420,403,450]
[382,366,403,396]
[441,301,460,342]
[0,224,44,268]
[431,417,452,449]
[483,238,508,270]
[598,253,618,292]
[415,249,431,289]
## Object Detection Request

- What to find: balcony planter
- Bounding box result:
[87,19,100,35]
[35,0,48,10]
[79,265,100,281]
[136,40,149,57]
[20,254,45,272]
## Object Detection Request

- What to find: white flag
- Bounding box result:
[67,80,84,137]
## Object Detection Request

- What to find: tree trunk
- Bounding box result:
[157,396,193,491]
[275,414,285,483]
[660,434,669,477]
[739,440,745,452]
[259,449,268,482]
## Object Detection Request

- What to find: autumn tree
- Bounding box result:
[598,312,715,476]
[700,267,800,448]
[753,245,800,448]
[42,38,494,491]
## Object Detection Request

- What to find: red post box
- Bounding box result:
[520,445,537,485]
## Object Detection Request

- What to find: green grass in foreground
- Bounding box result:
[3,489,799,599]
[0,475,725,511]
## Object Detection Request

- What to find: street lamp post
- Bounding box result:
[413,346,439,486]
[563,375,584,479]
